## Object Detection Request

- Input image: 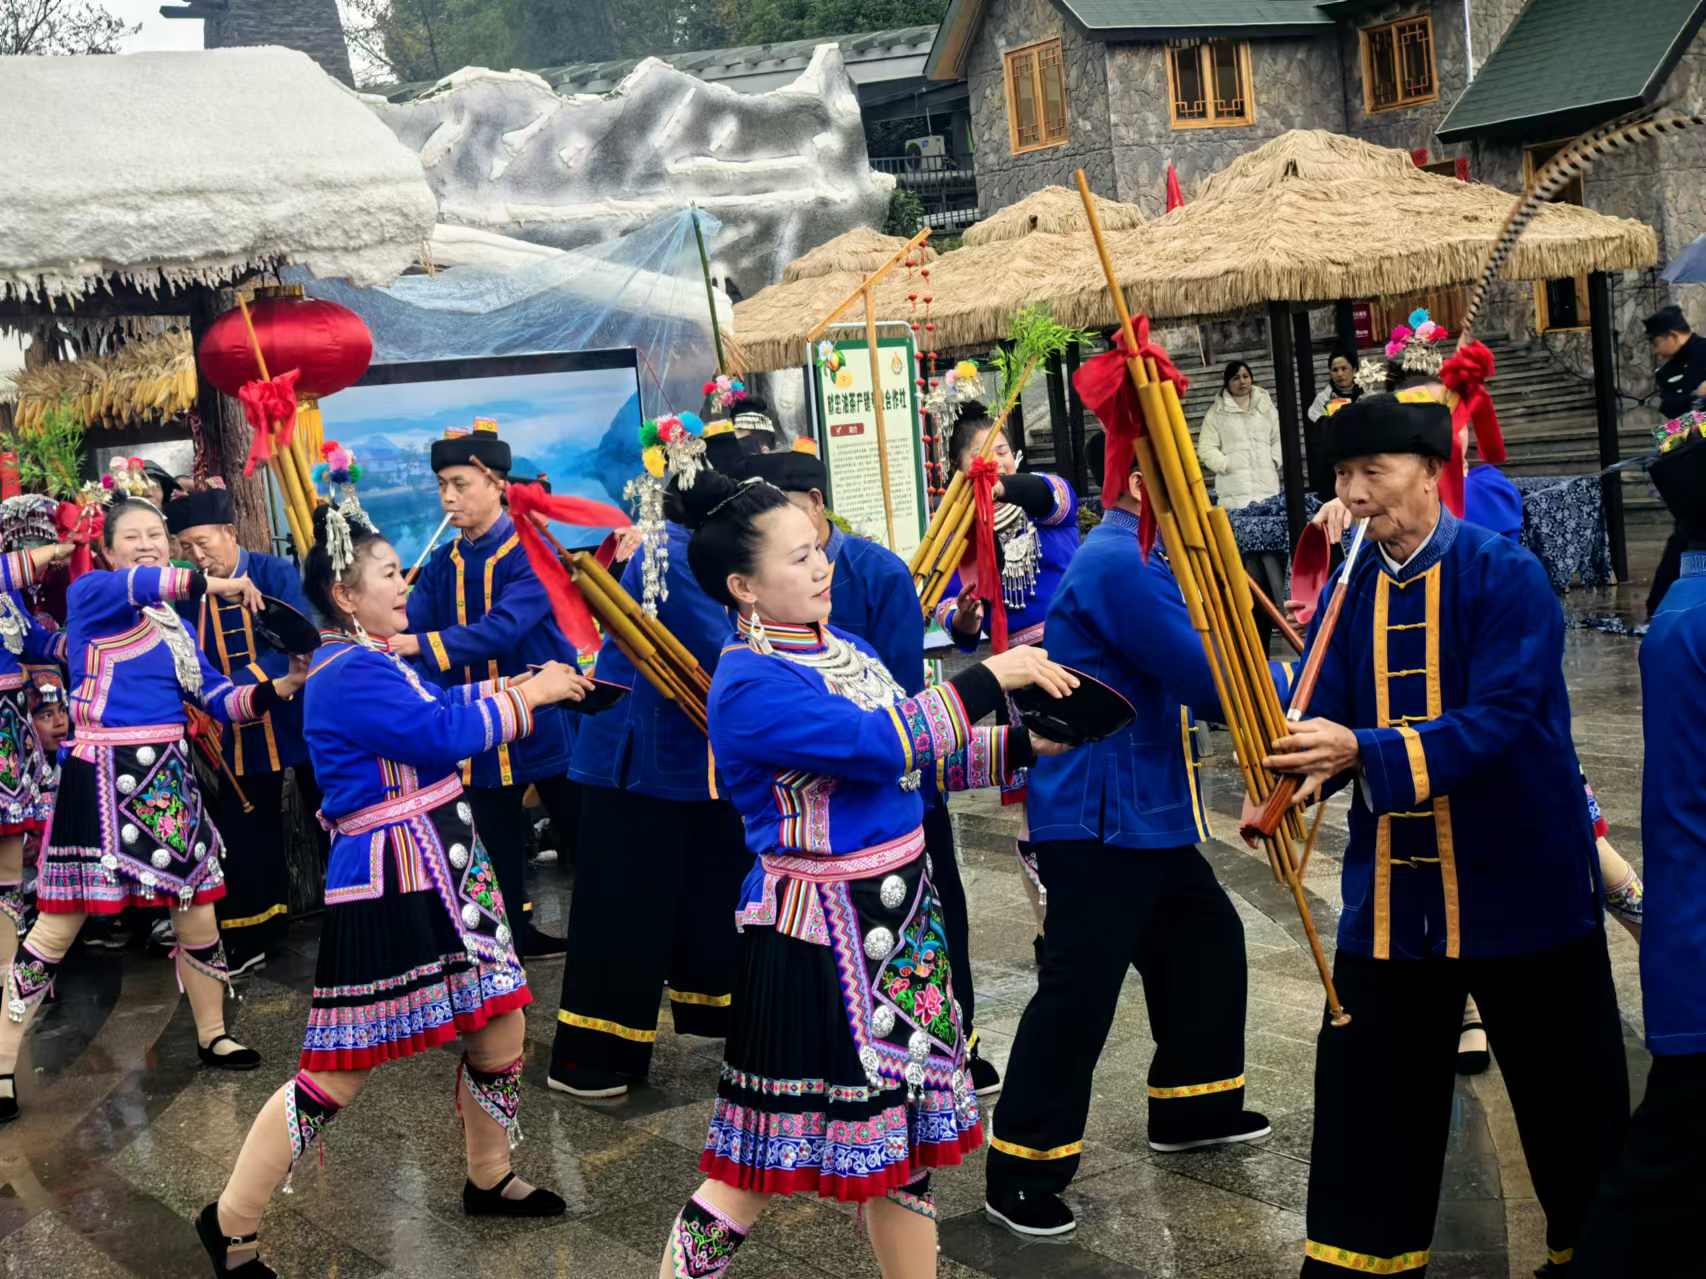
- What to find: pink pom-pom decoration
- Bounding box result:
[1391,325,1413,343]
[325,447,352,471]
[101,474,115,490]
[1385,339,1405,359]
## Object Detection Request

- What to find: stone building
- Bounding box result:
[162,0,353,85]
[925,0,1706,383]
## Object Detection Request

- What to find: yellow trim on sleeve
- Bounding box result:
[556,1009,658,1042]
[427,631,451,671]
[219,903,287,930]
[1304,1241,1428,1273]
[1395,725,1429,805]
[989,1136,1084,1161]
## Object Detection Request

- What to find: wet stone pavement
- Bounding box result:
[0,592,1653,1277]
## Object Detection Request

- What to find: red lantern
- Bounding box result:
[196,296,373,400]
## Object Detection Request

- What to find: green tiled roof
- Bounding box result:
[1055,0,1332,36]
[1438,0,1706,142]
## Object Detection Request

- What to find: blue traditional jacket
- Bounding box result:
[1300,509,1601,960]
[709,616,1019,914]
[64,567,270,743]
[407,513,577,789]
[0,550,68,684]
[1638,551,1706,1055]
[177,548,310,776]
[304,633,532,948]
[826,523,925,695]
[1028,508,1293,850]
[937,471,1079,649]
[569,521,728,802]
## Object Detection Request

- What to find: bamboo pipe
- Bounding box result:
[804,226,933,343]
[563,551,707,733]
[571,552,711,700]
[861,285,899,550]
[405,513,455,586]
[1073,168,1346,1026]
[233,294,315,552]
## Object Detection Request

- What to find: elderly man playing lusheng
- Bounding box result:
[1268,392,1627,1278]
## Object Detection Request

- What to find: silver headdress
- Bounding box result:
[628,413,709,616]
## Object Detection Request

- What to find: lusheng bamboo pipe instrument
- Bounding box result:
[234,294,317,555]
[1073,168,1349,1026]
[404,512,454,587]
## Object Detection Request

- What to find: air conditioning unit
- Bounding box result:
[905,135,949,171]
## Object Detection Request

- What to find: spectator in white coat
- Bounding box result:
[1197,360,1286,651]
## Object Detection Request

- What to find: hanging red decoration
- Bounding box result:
[197,296,373,400]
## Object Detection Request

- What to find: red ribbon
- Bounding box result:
[966,457,1010,653]
[1070,315,1188,558]
[236,368,301,477]
[505,481,632,654]
[1439,340,1505,517]
[55,500,102,581]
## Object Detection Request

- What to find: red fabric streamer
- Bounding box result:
[966,458,1010,653]
[237,368,302,477]
[1071,315,1189,558]
[55,500,102,581]
[504,481,631,654]
[1164,162,1184,212]
[1438,340,1505,517]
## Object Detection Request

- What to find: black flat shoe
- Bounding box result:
[195,1202,276,1278]
[0,1074,17,1124]
[463,1171,567,1218]
[197,1035,262,1072]
[985,1187,1076,1237]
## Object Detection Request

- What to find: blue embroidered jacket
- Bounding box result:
[65,567,275,738]
[937,471,1079,649]
[710,617,1023,913]
[569,521,729,802]
[1638,552,1706,1055]
[177,548,310,776]
[1028,508,1293,850]
[305,635,532,904]
[1300,509,1601,960]
[826,524,925,695]
[0,550,68,684]
[407,513,577,789]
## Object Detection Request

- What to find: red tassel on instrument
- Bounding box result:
[1439,340,1504,517]
[1071,315,1187,558]
[967,457,1009,653]
[504,481,631,654]
[236,369,301,477]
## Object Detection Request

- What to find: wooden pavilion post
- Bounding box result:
[1064,340,1089,496]
[1291,309,1323,492]
[1267,301,1308,546]
[189,289,273,553]
[1043,351,1072,487]
[1587,271,1629,582]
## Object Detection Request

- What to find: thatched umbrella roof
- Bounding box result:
[731,130,1658,371]
[0,330,196,430]
[780,228,937,284]
[961,185,1143,247]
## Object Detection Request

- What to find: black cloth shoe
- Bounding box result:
[195,1201,276,1278]
[197,1035,262,1072]
[463,1172,567,1218]
[1148,1109,1272,1153]
[0,1074,17,1124]
[985,1187,1075,1237]
[969,1049,1002,1097]
[546,1065,629,1099]
[520,926,568,958]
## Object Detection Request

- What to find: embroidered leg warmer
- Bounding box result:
[0,834,25,975]
[887,1174,937,1222]
[172,906,235,1047]
[459,1053,524,1190]
[218,1071,353,1235]
[667,1194,750,1279]
[0,911,81,1074]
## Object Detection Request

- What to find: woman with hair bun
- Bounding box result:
[0,498,295,1126]
[654,470,1079,1279]
[196,502,595,1277]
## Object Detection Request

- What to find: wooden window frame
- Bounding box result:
[1002,38,1069,155]
[1524,142,1591,334]
[1360,14,1439,113]
[1165,40,1256,129]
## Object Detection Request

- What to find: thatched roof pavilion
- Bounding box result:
[959,185,1142,247]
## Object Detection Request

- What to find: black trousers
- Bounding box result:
[531,773,580,862]
[923,799,977,1040]
[1574,1052,1706,1277]
[468,778,578,930]
[210,768,290,964]
[1302,929,1628,1276]
[551,784,750,1080]
[987,841,1248,1195]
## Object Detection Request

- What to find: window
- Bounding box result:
[1003,38,1069,153]
[1361,15,1437,112]
[1525,142,1589,331]
[1166,41,1255,128]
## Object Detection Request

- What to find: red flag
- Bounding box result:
[503,482,631,654]
[1165,161,1184,212]
[965,457,1010,653]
